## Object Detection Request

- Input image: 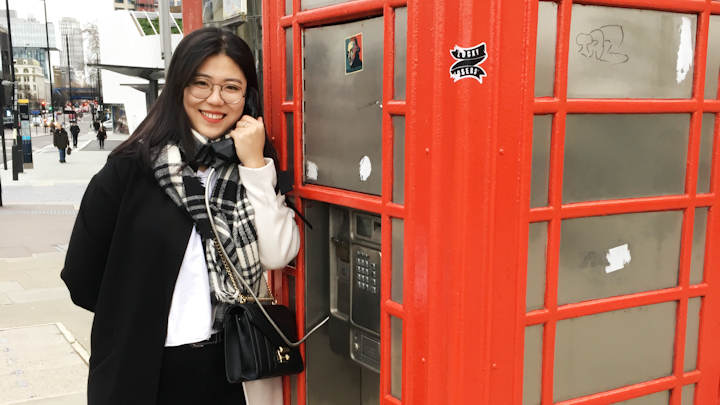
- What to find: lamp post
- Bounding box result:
[5,0,18,143]
[65,34,71,121]
[43,0,53,122]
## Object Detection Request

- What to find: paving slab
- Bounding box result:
[0,324,87,405]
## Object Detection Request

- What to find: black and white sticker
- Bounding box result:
[450,43,488,83]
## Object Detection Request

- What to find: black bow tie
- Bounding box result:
[190,139,238,170]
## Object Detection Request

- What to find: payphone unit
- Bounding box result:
[329,207,381,372]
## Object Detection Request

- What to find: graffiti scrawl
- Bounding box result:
[576,25,630,64]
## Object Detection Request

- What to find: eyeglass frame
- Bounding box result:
[186,78,247,105]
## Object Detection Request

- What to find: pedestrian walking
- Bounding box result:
[61,27,298,405]
[52,123,69,163]
[92,119,100,133]
[96,125,107,150]
[70,122,80,148]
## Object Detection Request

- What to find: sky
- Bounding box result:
[8,0,110,26]
[5,0,116,66]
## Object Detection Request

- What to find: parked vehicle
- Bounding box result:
[102,119,113,131]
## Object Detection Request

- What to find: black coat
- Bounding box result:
[53,129,69,149]
[70,124,80,136]
[62,155,194,404]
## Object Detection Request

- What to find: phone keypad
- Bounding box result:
[354,250,378,295]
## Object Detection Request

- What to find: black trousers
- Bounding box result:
[156,341,246,405]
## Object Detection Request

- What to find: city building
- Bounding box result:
[0,10,57,80]
[59,17,85,84]
[114,0,182,12]
[14,58,49,107]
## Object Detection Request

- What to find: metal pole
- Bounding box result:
[5,0,18,144]
[43,0,53,121]
[65,34,71,107]
[159,0,172,73]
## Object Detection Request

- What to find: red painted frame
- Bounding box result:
[181,0,720,403]
[519,1,720,404]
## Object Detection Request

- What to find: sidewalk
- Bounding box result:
[0,123,128,405]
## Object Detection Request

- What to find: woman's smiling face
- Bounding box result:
[183,53,247,140]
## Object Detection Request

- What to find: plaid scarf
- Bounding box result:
[152,138,262,328]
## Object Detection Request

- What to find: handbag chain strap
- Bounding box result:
[204,168,329,348]
[211,236,276,304]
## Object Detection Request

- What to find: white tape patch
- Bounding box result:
[359,156,372,181]
[605,243,631,274]
[306,160,318,181]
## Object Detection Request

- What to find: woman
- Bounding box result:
[53,122,69,163]
[96,124,107,150]
[61,27,299,405]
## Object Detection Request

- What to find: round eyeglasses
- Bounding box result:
[187,79,246,104]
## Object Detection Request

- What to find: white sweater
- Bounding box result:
[164,158,300,347]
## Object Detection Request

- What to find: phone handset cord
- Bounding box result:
[204,167,329,348]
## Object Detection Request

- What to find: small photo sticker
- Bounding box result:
[345,33,363,74]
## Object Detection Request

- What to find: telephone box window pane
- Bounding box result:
[527,222,547,312]
[301,0,351,10]
[288,274,296,313]
[568,5,696,99]
[390,316,403,399]
[286,113,294,173]
[706,16,720,99]
[286,28,293,100]
[558,211,683,305]
[531,115,552,208]
[394,7,407,100]
[690,207,708,285]
[392,116,406,204]
[698,114,716,194]
[554,302,676,402]
[286,0,293,15]
[682,385,695,405]
[535,1,557,97]
[684,297,701,372]
[391,218,404,304]
[613,391,669,404]
[564,114,689,203]
[523,325,543,405]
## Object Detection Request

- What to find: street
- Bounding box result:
[0,116,125,405]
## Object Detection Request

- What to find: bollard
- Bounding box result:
[11,144,21,180]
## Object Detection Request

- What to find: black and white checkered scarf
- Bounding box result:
[152,137,262,328]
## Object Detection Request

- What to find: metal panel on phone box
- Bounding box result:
[303,17,384,195]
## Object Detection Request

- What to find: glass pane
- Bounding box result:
[531,115,552,208]
[302,0,351,10]
[286,0,293,15]
[698,114,716,194]
[706,16,720,99]
[554,302,676,402]
[559,211,683,305]
[391,218,404,304]
[286,113,294,172]
[690,207,708,285]
[290,374,298,405]
[393,116,406,204]
[568,5,696,98]
[682,384,695,405]
[535,1,557,97]
[527,222,547,311]
[523,325,543,405]
[391,316,403,399]
[394,7,407,100]
[288,274,296,312]
[286,28,293,100]
[684,297,701,372]
[564,114,689,203]
[613,391,670,405]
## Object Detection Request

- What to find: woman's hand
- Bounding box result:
[228,115,266,168]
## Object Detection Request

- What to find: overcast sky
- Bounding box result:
[7,0,111,26]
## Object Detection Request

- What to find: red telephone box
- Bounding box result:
[184,0,720,403]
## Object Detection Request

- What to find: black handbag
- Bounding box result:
[223,301,304,382]
[204,168,328,383]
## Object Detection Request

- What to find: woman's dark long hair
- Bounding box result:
[110,27,278,168]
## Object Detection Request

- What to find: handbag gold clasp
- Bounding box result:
[276,346,291,363]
